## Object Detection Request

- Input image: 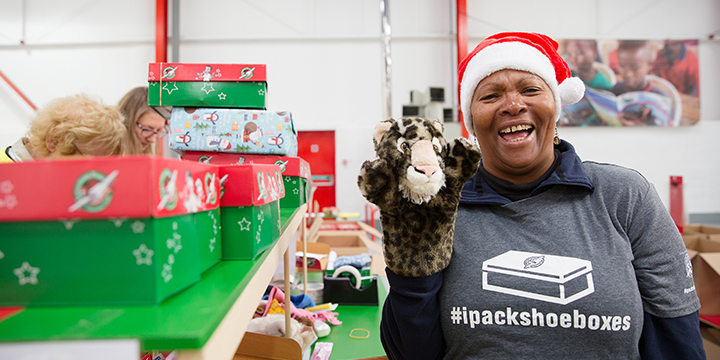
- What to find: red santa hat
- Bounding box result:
[459,32,585,136]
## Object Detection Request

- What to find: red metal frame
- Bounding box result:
[155,0,168,63]
[155,0,168,156]
[0,69,36,111]
[365,204,379,241]
[670,176,684,234]
[456,0,469,138]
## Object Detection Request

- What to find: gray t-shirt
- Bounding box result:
[440,161,700,359]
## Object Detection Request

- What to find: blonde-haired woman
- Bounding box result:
[1,94,126,162]
[118,86,168,155]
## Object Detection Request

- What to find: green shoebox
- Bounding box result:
[182,153,310,209]
[0,156,222,306]
[220,202,281,260]
[282,177,308,209]
[218,163,285,260]
[148,81,267,108]
[194,208,222,273]
[0,214,201,306]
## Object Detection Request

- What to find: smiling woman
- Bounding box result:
[469,70,556,184]
[118,86,168,155]
[379,32,706,360]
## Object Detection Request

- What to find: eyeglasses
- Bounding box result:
[136,122,169,139]
[73,143,85,156]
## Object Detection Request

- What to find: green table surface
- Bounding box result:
[312,278,389,360]
[0,207,303,351]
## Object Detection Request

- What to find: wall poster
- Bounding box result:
[558,39,700,127]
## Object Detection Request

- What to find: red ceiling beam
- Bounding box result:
[456,0,469,138]
[155,0,168,63]
[155,0,168,156]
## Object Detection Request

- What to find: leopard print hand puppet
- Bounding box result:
[357,117,481,277]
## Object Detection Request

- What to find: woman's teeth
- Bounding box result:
[499,124,533,134]
[499,124,533,142]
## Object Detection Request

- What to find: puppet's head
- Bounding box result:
[371,117,448,205]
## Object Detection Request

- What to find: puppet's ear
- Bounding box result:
[373,119,394,146]
[431,119,443,133]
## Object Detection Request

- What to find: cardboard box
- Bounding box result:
[0,156,220,222]
[148,63,266,82]
[685,224,720,235]
[700,322,720,358]
[482,250,595,306]
[314,230,385,275]
[169,108,297,157]
[148,81,267,108]
[218,164,284,260]
[0,157,221,306]
[316,232,370,257]
[685,224,720,243]
[685,235,720,316]
[295,241,331,272]
[181,152,310,209]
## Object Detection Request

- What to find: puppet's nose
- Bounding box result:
[415,165,439,177]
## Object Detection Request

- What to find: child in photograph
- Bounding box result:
[564,39,612,91]
[652,40,699,97]
[611,41,666,96]
[611,40,672,126]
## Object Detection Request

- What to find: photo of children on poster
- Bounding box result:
[558,39,700,127]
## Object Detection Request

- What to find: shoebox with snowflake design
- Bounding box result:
[0,156,221,306]
[182,152,310,209]
[218,163,285,260]
[168,108,297,156]
[147,63,267,109]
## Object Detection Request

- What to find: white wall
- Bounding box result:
[0,0,718,218]
[464,0,720,215]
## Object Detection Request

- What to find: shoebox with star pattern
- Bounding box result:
[168,108,298,156]
[0,156,221,306]
[147,63,267,109]
[182,152,310,209]
[218,163,285,260]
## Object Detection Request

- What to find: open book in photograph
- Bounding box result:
[562,86,679,127]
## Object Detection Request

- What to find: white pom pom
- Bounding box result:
[558,77,586,106]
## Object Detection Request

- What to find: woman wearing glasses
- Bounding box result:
[118,86,168,155]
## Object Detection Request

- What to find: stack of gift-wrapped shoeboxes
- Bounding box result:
[0,156,221,306]
[148,62,310,261]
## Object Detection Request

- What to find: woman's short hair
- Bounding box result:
[28,94,127,157]
[118,86,154,155]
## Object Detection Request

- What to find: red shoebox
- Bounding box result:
[148,63,266,82]
[183,152,310,179]
[218,163,285,207]
[183,152,310,209]
[0,156,220,222]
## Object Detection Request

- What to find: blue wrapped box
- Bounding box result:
[168,108,298,156]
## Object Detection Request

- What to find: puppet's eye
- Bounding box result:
[432,138,441,153]
[400,142,410,153]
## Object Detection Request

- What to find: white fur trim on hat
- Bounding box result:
[558,76,585,106]
[460,42,584,136]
